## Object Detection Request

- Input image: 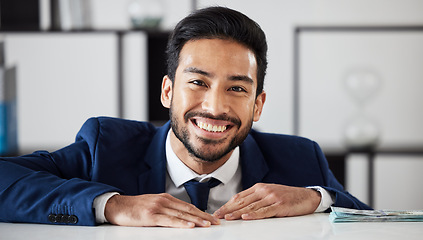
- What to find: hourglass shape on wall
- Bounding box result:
[343,69,382,151]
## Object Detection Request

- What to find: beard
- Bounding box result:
[169,104,253,163]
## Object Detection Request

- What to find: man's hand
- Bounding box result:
[213,183,321,220]
[105,193,220,228]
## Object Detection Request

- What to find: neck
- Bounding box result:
[169,130,233,175]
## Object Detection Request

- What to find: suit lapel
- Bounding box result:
[137,122,171,194]
[240,133,269,190]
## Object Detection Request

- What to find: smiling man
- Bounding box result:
[0,7,370,228]
[164,38,262,169]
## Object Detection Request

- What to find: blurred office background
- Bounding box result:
[0,0,422,210]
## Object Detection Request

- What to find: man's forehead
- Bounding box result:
[177,39,258,81]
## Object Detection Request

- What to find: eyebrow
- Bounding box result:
[183,67,213,77]
[183,67,254,85]
[229,75,254,85]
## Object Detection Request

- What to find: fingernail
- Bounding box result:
[202,220,211,227]
[187,222,195,227]
[225,213,233,219]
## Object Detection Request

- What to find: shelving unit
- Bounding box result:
[293,25,423,208]
[0,29,170,153]
[1,28,169,118]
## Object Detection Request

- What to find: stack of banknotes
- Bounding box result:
[330,206,423,222]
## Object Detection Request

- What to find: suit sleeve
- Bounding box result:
[312,141,372,210]
[0,118,122,226]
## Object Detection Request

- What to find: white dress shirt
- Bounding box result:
[165,131,242,214]
[93,130,334,223]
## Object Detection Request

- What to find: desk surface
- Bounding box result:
[1,213,422,240]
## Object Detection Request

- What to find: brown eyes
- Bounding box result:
[189,80,247,93]
[229,86,247,92]
[190,80,206,86]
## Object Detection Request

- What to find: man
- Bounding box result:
[0,7,370,228]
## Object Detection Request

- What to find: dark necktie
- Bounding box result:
[183,178,221,211]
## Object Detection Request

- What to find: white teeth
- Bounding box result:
[196,121,227,132]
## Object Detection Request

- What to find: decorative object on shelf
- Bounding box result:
[51,0,92,31]
[343,68,382,150]
[128,0,164,29]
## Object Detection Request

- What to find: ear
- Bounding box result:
[253,91,266,122]
[161,75,173,109]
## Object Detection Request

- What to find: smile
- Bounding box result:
[196,121,227,132]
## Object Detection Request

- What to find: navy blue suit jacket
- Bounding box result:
[0,117,370,225]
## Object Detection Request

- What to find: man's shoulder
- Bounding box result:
[96,116,157,130]
[76,117,161,141]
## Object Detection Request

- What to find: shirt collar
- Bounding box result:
[165,130,240,187]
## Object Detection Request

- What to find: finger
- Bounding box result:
[214,188,259,219]
[160,195,220,225]
[223,197,272,220]
[240,203,282,220]
[152,213,196,228]
[163,207,219,227]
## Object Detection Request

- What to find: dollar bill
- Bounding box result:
[330,206,423,222]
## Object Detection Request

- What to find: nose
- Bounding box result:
[202,88,230,116]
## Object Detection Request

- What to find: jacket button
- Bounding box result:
[61,214,70,223]
[69,215,78,224]
[57,214,64,223]
[48,214,57,223]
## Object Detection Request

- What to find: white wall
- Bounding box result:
[5,34,119,151]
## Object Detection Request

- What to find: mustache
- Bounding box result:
[184,111,241,126]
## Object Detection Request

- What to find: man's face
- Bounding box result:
[161,38,265,163]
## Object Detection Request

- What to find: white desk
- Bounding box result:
[1,213,422,240]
